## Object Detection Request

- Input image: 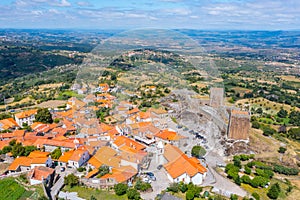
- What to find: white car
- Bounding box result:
[142,177,152,183]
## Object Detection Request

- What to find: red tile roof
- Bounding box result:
[15,109,37,119]
[113,136,146,151]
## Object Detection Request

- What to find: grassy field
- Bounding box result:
[58,90,85,99]
[280,75,300,82]
[63,185,127,200]
[0,97,31,110]
[235,97,300,114]
[0,178,32,200]
[232,87,253,95]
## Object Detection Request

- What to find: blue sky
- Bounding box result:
[0,0,299,30]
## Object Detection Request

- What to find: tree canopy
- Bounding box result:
[191,145,206,158]
[64,174,79,188]
[35,108,53,124]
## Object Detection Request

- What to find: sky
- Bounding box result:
[0,0,299,30]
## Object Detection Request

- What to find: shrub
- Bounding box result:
[98,165,110,177]
[244,166,251,175]
[278,147,287,154]
[167,183,179,193]
[227,169,239,180]
[230,194,238,200]
[252,121,260,129]
[77,167,85,172]
[64,174,79,188]
[267,183,281,199]
[126,188,140,200]
[225,163,239,173]
[186,190,194,200]
[255,169,274,179]
[114,183,128,196]
[252,192,260,200]
[261,126,276,136]
[186,183,202,198]
[241,175,251,184]
[134,180,152,192]
[191,145,206,158]
[273,164,299,175]
[179,182,188,193]
[250,176,269,188]
[234,159,242,168]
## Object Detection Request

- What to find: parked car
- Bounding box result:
[176,125,183,129]
[60,167,65,172]
[142,177,152,183]
[145,172,156,181]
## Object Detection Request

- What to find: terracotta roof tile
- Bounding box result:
[0,118,19,129]
[113,136,146,151]
[15,109,37,119]
[164,153,207,179]
[29,166,54,181]
[28,151,50,158]
[9,157,32,170]
[155,129,185,141]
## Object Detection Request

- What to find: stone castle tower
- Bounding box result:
[228,110,250,140]
[210,87,224,108]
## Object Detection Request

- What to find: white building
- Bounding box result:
[14,109,38,127]
[163,144,207,185]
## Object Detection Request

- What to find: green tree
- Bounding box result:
[98,165,110,177]
[64,174,79,188]
[250,176,269,188]
[252,192,260,200]
[2,145,12,154]
[11,142,25,158]
[278,147,287,154]
[230,194,238,200]
[186,190,194,200]
[277,109,288,118]
[9,139,17,146]
[191,145,206,158]
[167,183,179,193]
[267,183,281,199]
[289,111,300,126]
[287,127,300,141]
[251,121,260,129]
[187,183,202,198]
[35,108,53,124]
[256,108,263,114]
[127,188,140,200]
[90,195,97,200]
[179,182,188,193]
[0,113,12,120]
[244,166,251,175]
[262,126,276,136]
[50,147,62,159]
[24,145,37,156]
[114,183,128,196]
[38,196,49,200]
[241,175,251,184]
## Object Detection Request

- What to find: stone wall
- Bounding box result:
[228,111,250,140]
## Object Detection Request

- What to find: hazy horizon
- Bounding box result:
[0,0,299,30]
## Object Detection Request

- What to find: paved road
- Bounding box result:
[141,149,171,200]
[203,151,247,197]
[140,168,170,200]
[50,167,76,200]
[58,191,85,200]
[51,174,65,200]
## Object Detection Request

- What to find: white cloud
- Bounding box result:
[77,1,93,7]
